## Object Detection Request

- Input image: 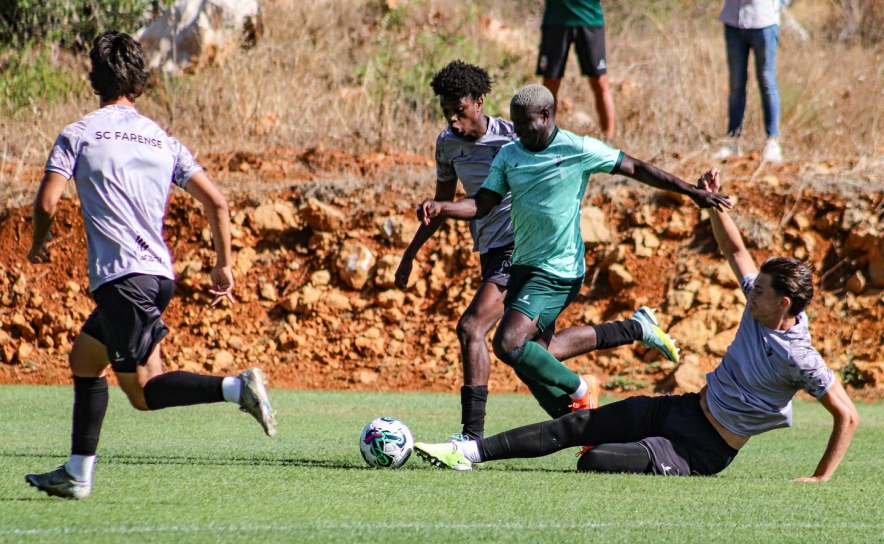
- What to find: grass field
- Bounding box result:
[1,386,882,543]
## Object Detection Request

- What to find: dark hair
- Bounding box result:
[760,257,814,316]
[430,60,492,100]
[89,31,149,102]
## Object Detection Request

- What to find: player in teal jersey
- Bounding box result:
[418,84,731,419]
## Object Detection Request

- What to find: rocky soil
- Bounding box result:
[2,147,883,400]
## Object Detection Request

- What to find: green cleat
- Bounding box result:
[25,465,91,500]
[415,442,473,471]
[631,307,680,363]
[239,368,277,437]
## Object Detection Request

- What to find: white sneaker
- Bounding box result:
[238,368,277,436]
[761,138,783,163]
[713,139,741,160]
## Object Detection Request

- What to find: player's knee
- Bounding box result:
[492,337,523,366]
[456,313,490,345]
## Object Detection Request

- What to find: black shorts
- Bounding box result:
[81,274,174,373]
[629,394,739,476]
[537,25,608,79]
[479,244,513,287]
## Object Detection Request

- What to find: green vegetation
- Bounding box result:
[1,386,881,543]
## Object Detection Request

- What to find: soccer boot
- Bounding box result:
[239,368,277,437]
[415,442,473,471]
[25,465,91,500]
[630,306,680,363]
[449,433,485,467]
[569,374,601,412]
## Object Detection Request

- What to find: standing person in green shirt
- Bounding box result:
[538,0,615,140]
[418,85,732,420]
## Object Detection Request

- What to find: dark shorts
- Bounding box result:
[537,25,608,79]
[504,265,583,333]
[630,394,739,476]
[479,244,514,287]
[81,274,174,373]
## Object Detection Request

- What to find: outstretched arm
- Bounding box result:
[793,380,859,482]
[395,179,457,288]
[417,188,502,225]
[616,154,732,211]
[698,169,758,281]
[185,171,235,306]
[28,171,68,263]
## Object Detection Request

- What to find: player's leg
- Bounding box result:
[573,26,614,139]
[576,442,653,474]
[537,25,571,103]
[455,281,505,439]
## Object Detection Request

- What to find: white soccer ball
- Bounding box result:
[359,417,414,469]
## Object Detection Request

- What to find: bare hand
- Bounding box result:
[697,168,722,193]
[417,200,443,226]
[691,168,731,211]
[394,255,414,289]
[209,265,236,306]
[27,231,52,264]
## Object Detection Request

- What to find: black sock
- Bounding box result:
[143,371,224,410]
[460,385,488,439]
[590,320,642,351]
[71,376,109,456]
[577,443,652,473]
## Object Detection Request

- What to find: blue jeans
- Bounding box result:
[724,24,780,138]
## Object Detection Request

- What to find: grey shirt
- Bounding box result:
[719,0,786,29]
[705,274,835,437]
[45,105,202,290]
[435,116,516,254]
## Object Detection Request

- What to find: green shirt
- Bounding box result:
[481,128,623,279]
[543,0,605,28]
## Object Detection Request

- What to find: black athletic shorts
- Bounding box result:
[537,25,608,79]
[479,244,513,287]
[81,274,174,373]
[631,393,739,476]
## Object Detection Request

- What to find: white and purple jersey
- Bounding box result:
[705,274,835,437]
[435,116,515,254]
[45,105,202,291]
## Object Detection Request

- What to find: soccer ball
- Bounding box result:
[359,417,414,469]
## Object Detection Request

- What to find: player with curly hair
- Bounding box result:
[395,60,516,442]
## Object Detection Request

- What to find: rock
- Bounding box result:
[846,270,867,295]
[380,216,419,248]
[792,213,812,229]
[711,262,740,288]
[234,247,257,278]
[311,270,331,287]
[299,285,323,310]
[227,336,245,351]
[259,283,278,302]
[16,341,34,364]
[668,310,718,353]
[280,293,299,312]
[353,369,379,385]
[302,198,345,232]
[137,0,263,75]
[665,211,692,237]
[631,205,654,227]
[607,264,633,292]
[378,289,406,308]
[667,289,695,317]
[336,242,376,290]
[633,229,660,257]
[250,203,296,235]
[12,274,27,296]
[66,280,81,294]
[212,350,235,372]
[12,313,36,341]
[374,254,403,288]
[580,206,611,248]
[324,292,352,311]
[707,327,738,356]
[868,246,884,288]
[660,354,704,393]
[695,284,726,308]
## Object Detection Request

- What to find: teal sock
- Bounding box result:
[515,370,573,419]
[514,341,581,395]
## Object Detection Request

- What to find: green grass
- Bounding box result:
[1,387,882,543]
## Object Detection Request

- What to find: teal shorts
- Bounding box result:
[504,265,584,332]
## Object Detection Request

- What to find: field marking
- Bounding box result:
[3,520,884,536]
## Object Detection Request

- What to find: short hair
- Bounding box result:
[760,257,814,316]
[429,60,492,100]
[89,31,149,103]
[510,84,555,113]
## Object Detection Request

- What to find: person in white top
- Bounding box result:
[25,31,277,500]
[715,0,788,162]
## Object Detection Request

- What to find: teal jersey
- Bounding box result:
[543,0,605,28]
[481,128,623,279]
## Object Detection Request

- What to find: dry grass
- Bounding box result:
[0,0,881,190]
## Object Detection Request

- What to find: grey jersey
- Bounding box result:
[45,105,202,290]
[705,274,834,437]
[435,116,515,254]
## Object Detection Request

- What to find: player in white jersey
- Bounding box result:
[395,61,517,441]
[414,169,859,480]
[24,31,276,500]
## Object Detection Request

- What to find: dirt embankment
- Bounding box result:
[1,147,883,400]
